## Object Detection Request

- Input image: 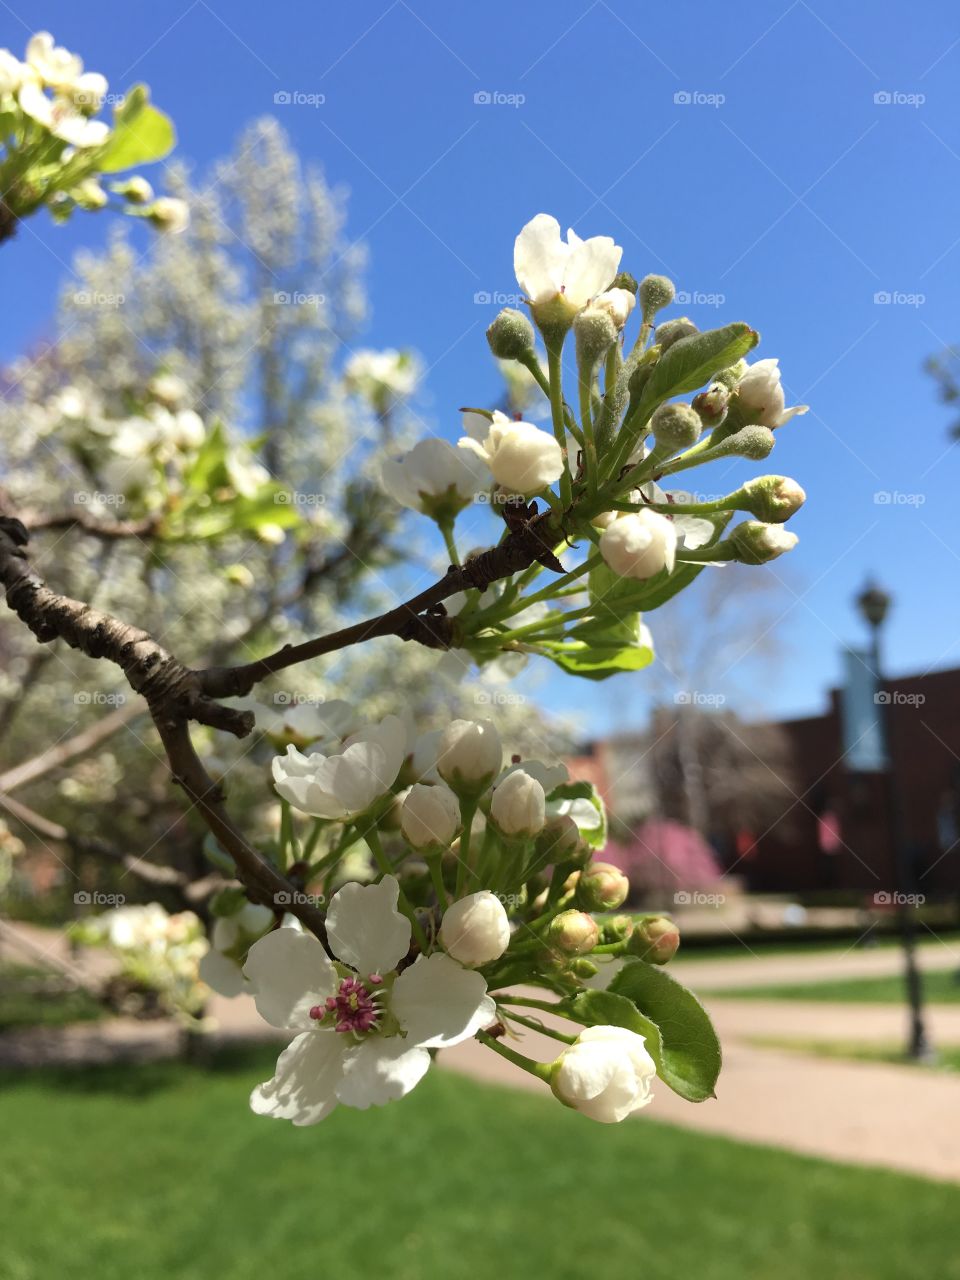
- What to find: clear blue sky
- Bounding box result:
[3,0,960,736]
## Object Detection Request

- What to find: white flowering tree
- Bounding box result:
[0,34,810,1125]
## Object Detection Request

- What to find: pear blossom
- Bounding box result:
[382,437,490,517]
[244,876,495,1124]
[24,32,84,91]
[400,782,461,850]
[0,50,26,96]
[514,213,622,317]
[147,197,191,235]
[345,348,421,404]
[19,81,109,147]
[458,410,563,497]
[436,719,502,789]
[272,715,407,820]
[199,902,277,998]
[593,287,636,329]
[551,1025,657,1123]
[439,891,511,966]
[600,508,677,580]
[490,768,545,838]
[733,358,808,429]
[730,520,799,564]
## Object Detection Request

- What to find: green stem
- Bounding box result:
[503,1009,577,1044]
[578,366,599,493]
[454,800,477,898]
[519,349,583,447]
[426,853,449,907]
[477,1030,552,1081]
[546,343,574,506]
[438,519,460,565]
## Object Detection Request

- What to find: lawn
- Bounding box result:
[0,1048,958,1280]
[745,1036,960,1072]
[0,963,104,1031]
[707,967,960,1003]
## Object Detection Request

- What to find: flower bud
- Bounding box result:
[732,357,808,429]
[593,287,636,330]
[627,915,680,964]
[571,957,600,979]
[740,475,806,523]
[486,308,536,360]
[600,508,677,580]
[545,909,599,956]
[714,359,748,390]
[639,274,676,319]
[458,413,564,498]
[574,305,618,369]
[655,316,698,351]
[146,197,190,234]
[112,176,153,204]
[439,890,511,966]
[71,179,107,210]
[692,382,729,428]
[437,719,503,792]
[650,402,702,452]
[490,768,546,838]
[534,815,582,865]
[715,425,775,461]
[551,1026,656,1122]
[609,270,639,295]
[601,914,634,943]
[729,520,799,564]
[576,861,630,911]
[400,782,461,851]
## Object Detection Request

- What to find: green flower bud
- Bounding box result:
[545,909,599,956]
[576,861,630,911]
[692,383,729,428]
[486,308,536,361]
[111,176,154,204]
[71,179,107,210]
[570,957,600,979]
[627,915,680,964]
[651,402,702,452]
[714,425,775,461]
[610,270,639,296]
[639,274,676,320]
[574,306,618,370]
[729,520,799,564]
[655,316,698,351]
[713,359,748,390]
[534,815,582,865]
[740,475,806,523]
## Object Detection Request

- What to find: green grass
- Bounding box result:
[0,1047,958,1280]
[705,967,960,1004]
[745,1036,960,1072]
[0,963,104,1030]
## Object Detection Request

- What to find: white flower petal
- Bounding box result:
[326,875,411,975]
[335,1037,431,1109]
[198,946,246,998]
[242,928,337,1030]
[250,1030,346,1126]
[514,213,568,303]
[391,952,495,1048]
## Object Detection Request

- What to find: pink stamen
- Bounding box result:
[311,976,384,1036]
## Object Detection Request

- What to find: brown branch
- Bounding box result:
[19,510,161,539]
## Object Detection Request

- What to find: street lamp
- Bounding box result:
[855,579,932,1061]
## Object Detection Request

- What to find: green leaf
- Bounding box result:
[548,779,607,849]
[608,960,722,1102]
[643,322,758,407]
[565,989,665,1056]
[98,86,176,173]
[542,632,654,680]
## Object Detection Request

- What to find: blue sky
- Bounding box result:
[3,0,960,736]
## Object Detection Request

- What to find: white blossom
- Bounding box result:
[734,358,808,428]
[593,287,636,329]
[400,782,461,850]
[439,891,511,966]
[148,197,191,235]
[436,719,502,789]
[244,876,495,1124]
[514,213,622,314]
[458,410,563,497]
[490,768,545,837]
[18,81,109,148]
[551,1025,657,1123]
[345,348,421,403]
[382,437,489,515]
[600,508,677,580]
[272,715,406,819]
[24,32,84,92]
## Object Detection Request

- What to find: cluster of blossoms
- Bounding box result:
[71,903,210,1023]
[344,348,423,414]
[204,701,692,1125]
[0,32,187,236]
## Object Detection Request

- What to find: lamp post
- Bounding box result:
[855,580,932,1061]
